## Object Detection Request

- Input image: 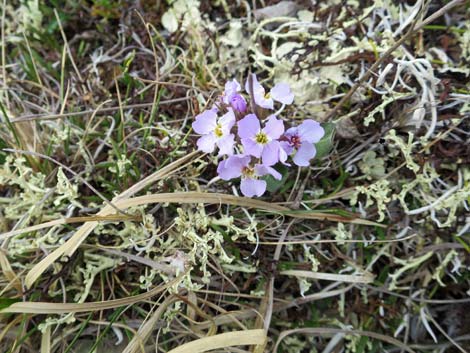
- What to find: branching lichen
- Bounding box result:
[350,179,391,222]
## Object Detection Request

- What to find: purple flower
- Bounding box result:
[281,119,324,166]
[229,93,247,113]
[217,155,251,180]
[245,74,294,109]
[217,155,281,197]
[271,83,294,105]
[222,79,241,104]
[192,109,236,156]
[238,114,287,166]
[222,79,247,113]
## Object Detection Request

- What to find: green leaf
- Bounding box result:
[264,165,290,193]
[0,298,20,310]
[0,137,7,164]
[315,122,335,159]
[356,336,369,353]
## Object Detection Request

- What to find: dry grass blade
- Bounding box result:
[115,192,383,226]
[277,285,355,311]
[257,233,418,246]
[415,0,465,29]
[0,214,141,242]
[24,151,200,289]
[7,191,383,252]
[274,328,417,353]
[118,192,287,210]
[0,315,23,345]
[193,309,264,331]
[0,250,22,294]
[122,295,181,353]
[194,287,355,332]
[1,271,185,314]
[11,98,191,123]
[165,329,267,353]
[280,270,374,284]
[257,218,296,349]
[40,326,51,353]
[2,0,468,350]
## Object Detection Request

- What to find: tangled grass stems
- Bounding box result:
[1,1,469,351]
[24,150,201,288]
[1,271,186,314]
[274,327,418,353]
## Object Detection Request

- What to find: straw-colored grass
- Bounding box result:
[1,0,469,352]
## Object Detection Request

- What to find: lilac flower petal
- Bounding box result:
[223,79,241,104]
[280,141,294,156]
[293,142,316,166]
[255,165,282,180]
[219,110,236,134]
[284,126,298,138]
[217,155,249,180]
[298,120,324,143]
[255,95,274,110]
[217,134,235,156]
[240,178,266,197]
[227,154,251,169]
[271,83,294,105]
[241,138,263,158]
[216,159,230,179]
[263,115,284,139]
[230,94,247,113]
[261,140,280,166]
[217,160,239,180]
[217,156,243,180]
[196,134,217,153]
[278,144,289,165]
[238,114,260,139]
[226,79,241,93]
[245,74,274,110]
[245,73,264,96]
[192,110,217,134]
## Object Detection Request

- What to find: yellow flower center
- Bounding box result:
[255,132,269,145]
[242,166,255,178]
[214,124,223,138]
[264,92,271,99]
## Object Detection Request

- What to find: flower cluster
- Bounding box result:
[192,74,325,197]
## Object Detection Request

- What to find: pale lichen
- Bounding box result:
[385,129,421,173]
[94,208,155,250]
[363,94,411,127]
[55,168,81,207]
[358,150,386,180]
[432,250,459,287]
[388,251,433,291]
[108,153,134,178]
[332,222,353,245]
[39,251,120,333]
[350,179,392,222]
[3,0,43,43]
[171,205,233,284]
[296,245,321,297]
[137,204,258,290]
[162,0,202,34]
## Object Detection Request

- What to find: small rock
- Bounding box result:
[254,1,302,20]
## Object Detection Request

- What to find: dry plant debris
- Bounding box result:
[0,1,469,352]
